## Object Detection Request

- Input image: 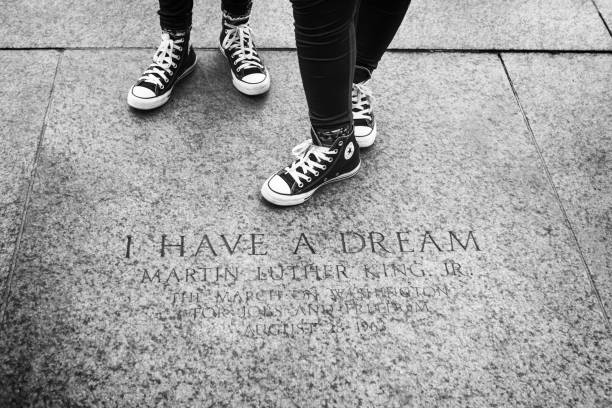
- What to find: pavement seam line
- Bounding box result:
[497,53,611,335]
[590,0,612,38]
[0,50,63,328]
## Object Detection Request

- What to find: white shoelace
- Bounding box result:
[221,23,264,72]
[140,33,184,89]
[352,82,374,121]
[285,140,337,187]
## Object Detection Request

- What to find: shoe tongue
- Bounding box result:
[163,28,188,40]
[311,125,352,147]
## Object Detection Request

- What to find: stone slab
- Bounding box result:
[393,0,612,50]
[2,0,612,50]
[594,0,612,31]
[502,53,612,320]
[0,50,611,406]
[0,51,59,311]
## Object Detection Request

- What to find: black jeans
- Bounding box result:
[290,0,411,131]
[158,0,253,30]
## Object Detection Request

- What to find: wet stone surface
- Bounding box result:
[0,50,610,407]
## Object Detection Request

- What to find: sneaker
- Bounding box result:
[352,80,377,148]
[127,29,197,110]
[219,15,270,96]
[261,125,361,206]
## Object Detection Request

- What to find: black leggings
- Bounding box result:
[158,0,253,30]
[291,0,411,131]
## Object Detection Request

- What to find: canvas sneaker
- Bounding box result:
[127,29,197,110]
[352,80,377,148]
[219,16,270,95]
[261,125,361,206]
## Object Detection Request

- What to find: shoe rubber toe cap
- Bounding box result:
[268,175,291,195]
[241,72,266,84]
[132,86,156,99]
[355,125,373,137]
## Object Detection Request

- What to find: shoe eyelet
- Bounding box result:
[172,63,177,68]
[322,165,327,169]
[176,56,181,60]
[160,84,165,89]
[313,171,319,176]
[339,141,344,146]
[306,177,312,182]
[164,78,169,83]
[298,183,303,188]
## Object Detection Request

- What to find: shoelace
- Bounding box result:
[139,33,184,89]
[221,23,264,72]
[352,82,374,121]
[285,140,338,187]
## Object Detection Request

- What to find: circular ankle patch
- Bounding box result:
[344,142,355,160]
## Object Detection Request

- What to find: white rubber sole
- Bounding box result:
[219,45,270,96]
[355,122,377,148]
[231,70,271,95]
[126,56,198,110]
[261,162,361,206]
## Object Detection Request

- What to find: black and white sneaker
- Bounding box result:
[127,29,197,110]
[261,125,361,206]
[219,15,270,96]
[352,80,377,148]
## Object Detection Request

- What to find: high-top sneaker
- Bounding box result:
[352,67,376,147]
[219,13,270,95]
[127,29,197,110]
[261,125,361,206]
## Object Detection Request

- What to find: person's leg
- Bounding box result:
[158,0,193,30]
[127,0,197,110]
[354,0,411,79]
[350,0,411,146]
[292,0,358,132]
[221,0,252,19]
[261,0,361,206]
[219,0,270,95]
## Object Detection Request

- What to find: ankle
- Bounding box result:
[222,10,251,26]
[311,124,353,146]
